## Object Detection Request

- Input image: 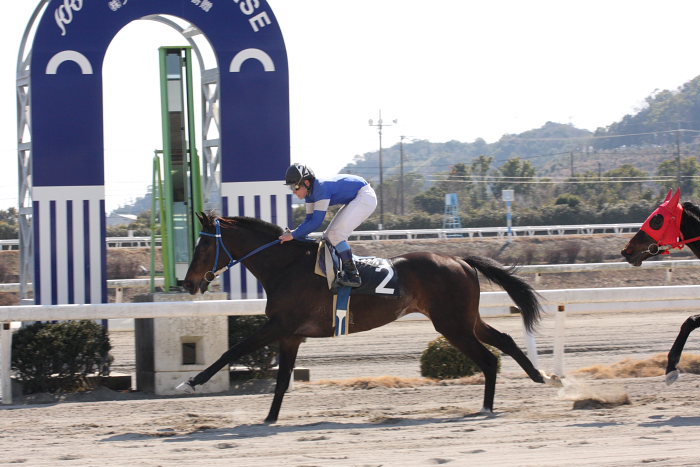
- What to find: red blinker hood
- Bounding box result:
[640,188,683,251]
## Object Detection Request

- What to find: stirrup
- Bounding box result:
[336,271,361,288]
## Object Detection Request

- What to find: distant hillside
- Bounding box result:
[594,75,700,149]
[342,74,700,182]
[342,122,592,182]
[115,74,700,215]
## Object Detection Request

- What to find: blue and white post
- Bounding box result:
[502,189,514,242]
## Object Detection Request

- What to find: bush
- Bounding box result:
[583,248,604,263]
[228,315,279,377]
[420,336,501,380]
[0,260,10,282]
[11,320,112,394]
[107,251,144,279]
[562,241,582,263]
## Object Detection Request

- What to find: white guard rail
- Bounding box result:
[1,259,698,294]
[3,285,700,405]
[340,223,642,240]
[0,223,642,250]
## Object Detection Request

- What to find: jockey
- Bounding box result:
[279,163,377,287]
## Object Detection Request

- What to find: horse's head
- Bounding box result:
[183,212,226,294]
[183,213,286,294]
[621,188,683,266]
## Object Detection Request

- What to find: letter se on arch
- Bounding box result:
[233,0,272,32]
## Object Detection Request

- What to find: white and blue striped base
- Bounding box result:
[32,186,107,305]
[220,181,291,299]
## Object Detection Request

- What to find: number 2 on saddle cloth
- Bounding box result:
[314,241,400,336]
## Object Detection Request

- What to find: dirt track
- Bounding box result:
[4,309,700,466]
[4,233,700,465]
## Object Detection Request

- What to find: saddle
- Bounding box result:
[314,241,400,337]
[314,241,400,297]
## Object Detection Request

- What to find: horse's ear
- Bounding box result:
[663,189,673,202]
[196,212,212,228]
[670,188,682,206]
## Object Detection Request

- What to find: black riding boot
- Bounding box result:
[337,257,362,287]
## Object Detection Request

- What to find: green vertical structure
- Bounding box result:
[155,46,203,290]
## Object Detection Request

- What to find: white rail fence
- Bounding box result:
[338,222,641,240]
[0,223,642,250]
[2,284,700,405]
[1,259,698,294]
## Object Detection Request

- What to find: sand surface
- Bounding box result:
[3,310,700,466]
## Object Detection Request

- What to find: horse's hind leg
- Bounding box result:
[438,327,499,413]
[475,321,546,384]
[666,314,700,384]
[265,335,304,424]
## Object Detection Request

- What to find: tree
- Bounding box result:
[601,164,649,200]
[436,163,470,197]
[413,185,447,214]
[0,208,18,240]
[470,155,494,201]
[658,156,700,198]
[494,157,535,197]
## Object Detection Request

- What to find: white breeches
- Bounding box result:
[325,184,377,246]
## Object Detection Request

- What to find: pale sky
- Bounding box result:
[3,0,700,212]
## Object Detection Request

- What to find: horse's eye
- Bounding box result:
[649,214,664,230]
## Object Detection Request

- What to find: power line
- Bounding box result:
[425,177,694,185]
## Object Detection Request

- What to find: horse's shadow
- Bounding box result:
[638,415,700,428]
[100,412,495,443]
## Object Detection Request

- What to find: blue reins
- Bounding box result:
[200,218,280,282]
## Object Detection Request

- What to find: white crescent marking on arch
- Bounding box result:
[46,50,94,75]
[229,48,275,72]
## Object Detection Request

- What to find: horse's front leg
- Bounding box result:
[666,314,700,385]
[265,335,305,424]
[179,319,285,390]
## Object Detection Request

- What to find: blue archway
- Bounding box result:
[20,0,291,304]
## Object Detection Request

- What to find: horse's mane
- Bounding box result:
[201,213,317,253]
[215,214,284,239]
[683,201,700,224]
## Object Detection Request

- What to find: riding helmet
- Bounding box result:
[284,163,315,187]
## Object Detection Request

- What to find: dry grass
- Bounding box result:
[307,374,484,389]
[572,353,700,379]
[307,354,700,391]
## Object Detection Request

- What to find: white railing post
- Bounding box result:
[552,305,566,376]
[522,321,539,369]
[1,323,12,405]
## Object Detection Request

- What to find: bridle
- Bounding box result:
[640,202,700,256]
[199,218,280,282]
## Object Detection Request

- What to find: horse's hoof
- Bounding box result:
[540,370,564,387]
[665,370,680,386]
[176,381,195,394]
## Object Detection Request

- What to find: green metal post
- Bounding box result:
[158,49,176,289]
[184,48,204,244]
[157,46,204,288]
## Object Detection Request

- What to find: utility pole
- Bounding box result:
[570,151,575,177]
[399,135,406,215]
[675,126,682,189]
[368,110,397,229]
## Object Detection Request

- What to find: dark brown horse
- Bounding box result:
[179,213,560,423]
[621,188,700,384]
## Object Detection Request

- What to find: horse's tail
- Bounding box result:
[462,255,542,332]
